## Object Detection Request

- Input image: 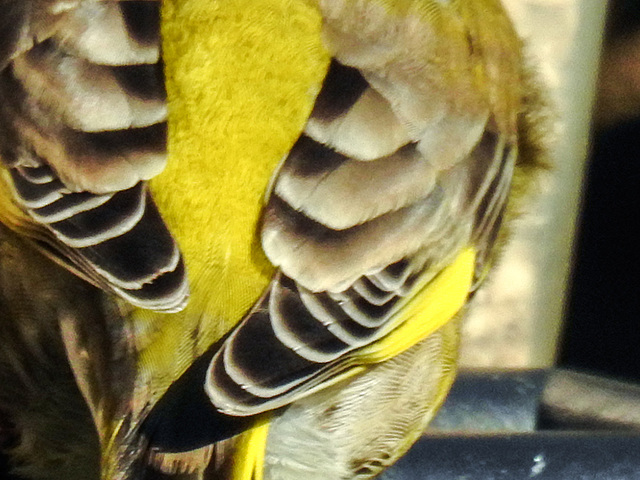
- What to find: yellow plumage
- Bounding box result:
[135,0,329,384]
[0,1,545,479]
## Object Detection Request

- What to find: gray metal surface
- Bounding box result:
[430,369,548,433]
[382,432,640,480]
[381,369,640,479]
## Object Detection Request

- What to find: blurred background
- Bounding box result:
[560,0,640,383]
[460,0,640,384]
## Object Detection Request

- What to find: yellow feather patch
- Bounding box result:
[131,0,330,399]
[0,171,30,232]
[274,249,474,410]
[229,247,473,480]
[232,419,271,480]
[357,248,475,363]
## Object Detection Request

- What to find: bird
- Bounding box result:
[0,1,546,479]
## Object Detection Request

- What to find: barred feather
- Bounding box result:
[0,0,188,312]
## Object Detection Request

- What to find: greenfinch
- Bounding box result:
[0,1,545,479]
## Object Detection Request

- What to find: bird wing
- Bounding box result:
[0,1,537,477]
[204,0,523,417]
[0,0,188,312]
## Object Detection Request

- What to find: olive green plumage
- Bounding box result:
[0,1,546,479]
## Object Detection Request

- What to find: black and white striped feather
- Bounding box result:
[0,2,538,477]
[0,1,187,312]
[205,52,517,416]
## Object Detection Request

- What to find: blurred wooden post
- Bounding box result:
[460,1,609,368]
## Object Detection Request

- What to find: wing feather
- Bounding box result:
[0,0,187,312]
[53,1,160,66]
[205,1,522,417]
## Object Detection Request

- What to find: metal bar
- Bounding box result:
[431,368,640,433]
[430,369,549,433]
[541,369,640,430]
[382,432,640,480]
